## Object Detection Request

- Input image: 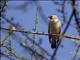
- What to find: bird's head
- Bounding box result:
[49,15,58,21]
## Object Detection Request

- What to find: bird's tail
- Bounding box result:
[51,40,56,48]
[51,36,57,49]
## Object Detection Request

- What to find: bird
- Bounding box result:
[48,15,61,49]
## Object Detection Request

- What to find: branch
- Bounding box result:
[1,27,80,59]
[1,27,80,40]
[71,0,80,60]
[20,42,50,60]
[51,4,76,60]
[1,16,51,57]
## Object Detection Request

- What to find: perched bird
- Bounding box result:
[48,15,61,49]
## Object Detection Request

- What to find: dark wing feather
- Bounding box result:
[48,22,52,43]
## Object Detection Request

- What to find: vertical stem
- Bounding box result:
[71,0,80,60]
[31,7,39,60]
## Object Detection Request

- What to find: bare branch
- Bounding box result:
[20,42,50,60]
[1,27,80,40]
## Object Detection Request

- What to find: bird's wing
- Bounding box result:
[48,22,51,43]
[57,21,61,44]
[48,22,50,34]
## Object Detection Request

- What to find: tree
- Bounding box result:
[1,0,80,60]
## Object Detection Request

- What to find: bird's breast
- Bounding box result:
[49,21,61,33]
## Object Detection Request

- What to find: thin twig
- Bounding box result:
[1,27,80,40]
[1,16,51,57]
[51,2,75,60]
[20,42,50,60]
[71,0,80,60]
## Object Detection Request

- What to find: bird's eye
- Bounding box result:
[49,16,53,19]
